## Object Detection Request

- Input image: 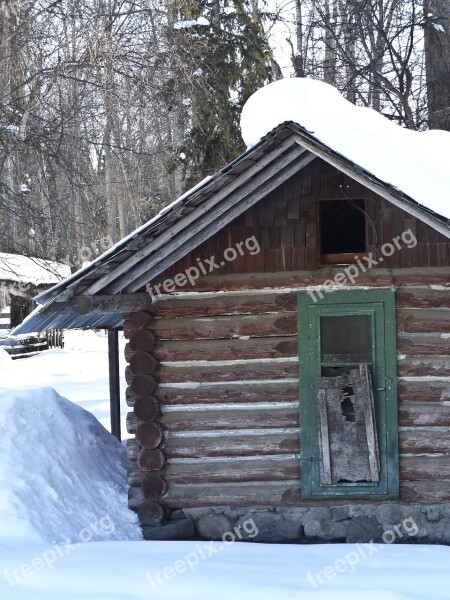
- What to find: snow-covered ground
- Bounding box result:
[1,332,450,599]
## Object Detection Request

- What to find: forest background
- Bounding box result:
[0,0,448,270]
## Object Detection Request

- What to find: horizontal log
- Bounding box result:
[124,324,155,340]
[397,309,450,333]
[154,336,298,362]
[74,293,151,315]
[397,334,450,356]
[399,402,450,426]
[128,485,146,511]
[155,361,298,383]
[164,432,300,458]
[129,351,159,375]
[126,438,140,461]
[136,422,164,449]
[154,313,297,340]
[399,429,450,454]
[126,411,138,434]
[152,310,450,343]
[148,287,450,320]
[127,463,142,486]
[142,472,168,498]
[396,289,450,309]
[160,408,299,432]
[397,381,450,402]
[159,269,449,294]
[125,386,138,406]
[167,480,450,508]
[137,499,167,527]
[126,386,158,406]
[123,311,154,330]
[164,479,450,508]
[165,458,299,484]
[133,396,161,422]
[130,374,157,396]
[126,365,159,386]
[138,425,450,460]
[398,356,450,377]
[128,329,158,352]
[400,455,450,481]
[162,271,392,293]
[155,381,299,405]
[400,481,450,502]
[151,292,297,318]
[164,482,301,507]
[124,343,134,363]
[138,448,166,471]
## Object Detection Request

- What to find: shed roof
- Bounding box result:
[0,253,70,287]
[13,121,450,335]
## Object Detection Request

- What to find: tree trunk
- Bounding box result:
[323,0,338,86]
[424,0,450,130]
[293,0,305,77]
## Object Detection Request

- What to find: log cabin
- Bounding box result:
[14,117,450,543]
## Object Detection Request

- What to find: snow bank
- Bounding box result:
[0,387,141,545]
[0,331,130,436]
[240,78,450,219]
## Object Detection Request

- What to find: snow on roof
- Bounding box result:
[241,78,450,219]
[0,253,71,286]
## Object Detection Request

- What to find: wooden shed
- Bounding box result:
[15,121,450,543]
[0,252,70,328]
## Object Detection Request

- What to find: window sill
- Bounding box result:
[321,252,366,265]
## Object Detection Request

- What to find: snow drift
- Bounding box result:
[0,387,141,544]
[240,78,450,219]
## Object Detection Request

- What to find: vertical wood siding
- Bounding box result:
[155,158,449,283]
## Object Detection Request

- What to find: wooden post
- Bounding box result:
[108,329,121,441]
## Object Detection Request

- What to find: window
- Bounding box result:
[297,289,398,498]
[320,199,366,265]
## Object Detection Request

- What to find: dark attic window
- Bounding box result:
[320,199,366,264]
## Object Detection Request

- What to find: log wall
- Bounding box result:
[126,272,450,509]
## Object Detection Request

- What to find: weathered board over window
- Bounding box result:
[317,364,380,485]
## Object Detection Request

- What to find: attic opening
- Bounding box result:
[320,199,366,264]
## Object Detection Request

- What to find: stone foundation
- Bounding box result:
[182,504,450,544]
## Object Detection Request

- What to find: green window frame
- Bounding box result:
[298,289,399,499]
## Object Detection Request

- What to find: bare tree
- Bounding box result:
[289,0,428,129]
